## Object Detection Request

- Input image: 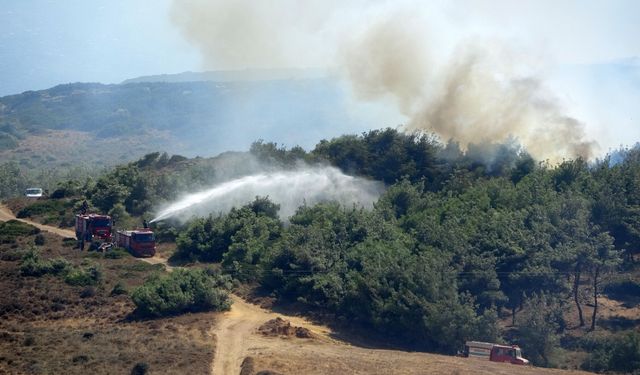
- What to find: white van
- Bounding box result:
[24,188,44,198]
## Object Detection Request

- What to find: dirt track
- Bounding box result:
[211,295,334,375]
[0,204,76,238]
[0,203,174,271]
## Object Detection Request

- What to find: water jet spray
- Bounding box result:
[151,166,384,222]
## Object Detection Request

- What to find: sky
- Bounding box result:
[0,0,638,155]
[0,0,200,95]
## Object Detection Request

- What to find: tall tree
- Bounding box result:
[588,230,620,330]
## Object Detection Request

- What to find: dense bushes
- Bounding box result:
[64,265,102,286]
[311,129,443,186]
[131,268,232,318]
[175,197,281,265]
[0,220,40,243]
[103,247,130,259]
[4,129,638,369]
[516,294,564,367]
[19,249,101,286]
[34,233,46,246]
[581,331,640,373]
[19,249,70,276]
[16,200,66,218]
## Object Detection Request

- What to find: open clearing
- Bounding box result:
[213,293,594,375]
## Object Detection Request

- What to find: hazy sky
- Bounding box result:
[0,0,638,152]
[0,0,199,95]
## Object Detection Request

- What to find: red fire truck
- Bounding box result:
[115,228,156,257]
[463,341,529,365]
[75,213,113,250]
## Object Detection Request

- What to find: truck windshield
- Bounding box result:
[92,219,111,227]
[133,233,154,242]
[515,349,522,358]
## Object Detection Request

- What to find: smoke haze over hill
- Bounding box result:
[170,0,599,163]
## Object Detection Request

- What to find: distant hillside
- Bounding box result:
[0,74,382,198]
[122,68,331,84]
[0,75,375,167]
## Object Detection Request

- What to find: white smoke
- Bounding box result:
[151,165,384,222]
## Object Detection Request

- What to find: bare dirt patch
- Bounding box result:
[258,318,315,339]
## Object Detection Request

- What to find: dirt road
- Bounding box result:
[0,204,76,238]
[211,295,334,375]
[0,203,173,271]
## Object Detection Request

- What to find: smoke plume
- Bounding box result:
[151,165,384,222]
[406,45,597,161]
[170,1,597,162]
[341,12,431,114]
[170,0,338,70]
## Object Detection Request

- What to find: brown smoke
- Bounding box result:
[341,14,430,114]
[170,1,597,162]
[407,44,597,161]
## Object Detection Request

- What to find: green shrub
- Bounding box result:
[131,268,232,318]
[104,247,130,259]
[50,182,80,199]
[34,233,46,246]
[121,262,163,273]
[517,294,562,367]
[19,249,70,277]
[80,286,96,298]
[610,331,640,373]
[49,258,71,274]
[64,264,102,286]
[58,212,76,227]
[16,200,65,218]
[111,282,128,296]
[131,362,149,375]
[580,332,614,372]
[0,220,40,243]
[0,249,24,261]
[62,237,77,247]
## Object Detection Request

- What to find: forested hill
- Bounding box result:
[8,129,640,372]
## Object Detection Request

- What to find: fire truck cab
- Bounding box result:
[489,344,529,365]
[75,213,113,250]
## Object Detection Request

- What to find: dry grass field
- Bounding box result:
[0,226,216,375]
